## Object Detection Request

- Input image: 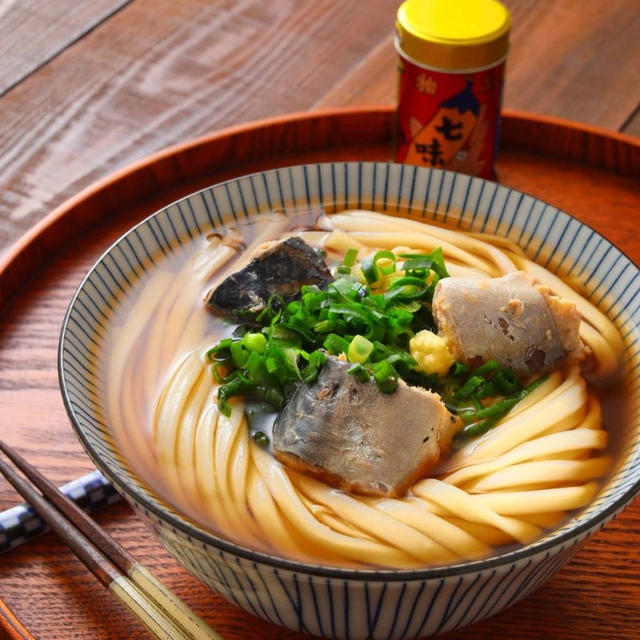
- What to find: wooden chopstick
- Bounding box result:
[0,441,219,638]
[0,441,223,640]
[0,595,36,640]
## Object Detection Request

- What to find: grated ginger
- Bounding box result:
[410,329,454,376]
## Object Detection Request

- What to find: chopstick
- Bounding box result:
[0,441,224,640]
[0,595,36,640]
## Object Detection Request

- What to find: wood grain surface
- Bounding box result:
[0,0,638,259]
[0,108,639,640]
[0,0,638,638]
[0,0,133,96]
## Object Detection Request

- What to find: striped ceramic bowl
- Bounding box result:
[59,162,640,639]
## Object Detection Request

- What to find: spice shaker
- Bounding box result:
[395,0,511,179]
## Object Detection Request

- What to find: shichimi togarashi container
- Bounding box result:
[395,0,511,179]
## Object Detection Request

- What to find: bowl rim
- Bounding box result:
[58,161,640,581]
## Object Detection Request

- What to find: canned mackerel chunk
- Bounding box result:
[395,0,510,179]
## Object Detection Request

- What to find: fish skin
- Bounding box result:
[272,356,458,498]
[206,237,332,322]
[432,271,576,376]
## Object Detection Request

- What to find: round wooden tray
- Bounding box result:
[0,108,638,640]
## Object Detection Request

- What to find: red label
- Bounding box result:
[395,57,505,180]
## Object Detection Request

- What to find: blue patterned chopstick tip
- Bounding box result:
[0,470,121,554]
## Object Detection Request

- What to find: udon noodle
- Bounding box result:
[106,210,622,568]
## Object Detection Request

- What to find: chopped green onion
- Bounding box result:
[472,395,521,420]
[348,335,374,364]
[361,256,379,284]
[361,250,397,284]
[252,431,270,448]
[301,350,327,384]
[454,375,484,401]
[211,362,227,384]
[373,360,398,393]
[492,370,520,394]
[347,362,371,383]
[459,410,476,424]
[244,350,270,385]
[252,386,284,409]
[323,333,350,355]
[450,362,469,378]
[454,375,548,442]
[473,359,500,377]
[384,276,428,302]
[255,294,284,324]
[398,248,448,278]
[458,416,499,439]
[384,351,418,368]
[373,250,396,276]
[243,332,267,353]
[312,319,338,335]
[476,380,496,399]
[230,341,247,367]
[217,372,253,416]
[343,248,358,267]
[207,338,232,361]
[329,277,365,301]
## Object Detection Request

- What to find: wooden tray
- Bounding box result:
[0,108,638,640]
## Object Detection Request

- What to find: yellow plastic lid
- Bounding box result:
[396,0,511,71]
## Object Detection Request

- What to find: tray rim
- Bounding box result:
[1,107,639,639]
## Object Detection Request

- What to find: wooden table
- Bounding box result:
[0,2,639,639]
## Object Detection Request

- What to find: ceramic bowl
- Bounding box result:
[59,162,640,639]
